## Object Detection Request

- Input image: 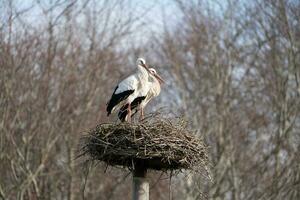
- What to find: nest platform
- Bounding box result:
[79,118,208,172]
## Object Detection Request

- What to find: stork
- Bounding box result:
[106,58,151,122]
[118,67,164,122]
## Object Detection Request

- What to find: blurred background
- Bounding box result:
[0,0,300,199]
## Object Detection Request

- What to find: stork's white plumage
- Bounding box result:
[106,58,151,122]
[118,67,164,121]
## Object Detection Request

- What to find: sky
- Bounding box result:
[8,0,178,30]
[2,0,183,51]
[5,0,230,41]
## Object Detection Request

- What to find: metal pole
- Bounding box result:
[132,164,148,200]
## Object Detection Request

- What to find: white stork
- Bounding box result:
[118,67,164,122]
[106,58,151,122]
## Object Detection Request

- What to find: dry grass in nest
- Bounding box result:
[78,117,209,172]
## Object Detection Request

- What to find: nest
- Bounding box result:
[78,117,209,172]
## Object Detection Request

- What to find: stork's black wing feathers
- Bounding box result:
[118,96,146,121]
[106,86,134,116]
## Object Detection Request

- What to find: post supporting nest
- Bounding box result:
[132,163,148,200]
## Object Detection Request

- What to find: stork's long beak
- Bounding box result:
[141,63,151,73]
[154,73,165,84]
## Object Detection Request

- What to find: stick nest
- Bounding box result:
[78,117,209,172]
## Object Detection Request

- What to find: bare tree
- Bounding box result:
[0,0,146,199]
[1,0,299,199]
[153,0,300,199]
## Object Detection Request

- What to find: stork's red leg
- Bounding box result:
[139,107,144,121]
[127,103,132,123]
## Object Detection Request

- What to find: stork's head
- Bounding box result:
[149,68,157,74]
[149,67,165,84]
[136,58,146,67]
[136,57,151,75]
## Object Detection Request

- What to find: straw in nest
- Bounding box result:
[78,117,209,172]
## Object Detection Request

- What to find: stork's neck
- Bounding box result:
[137,65,149,79]
[148,74,161,96]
